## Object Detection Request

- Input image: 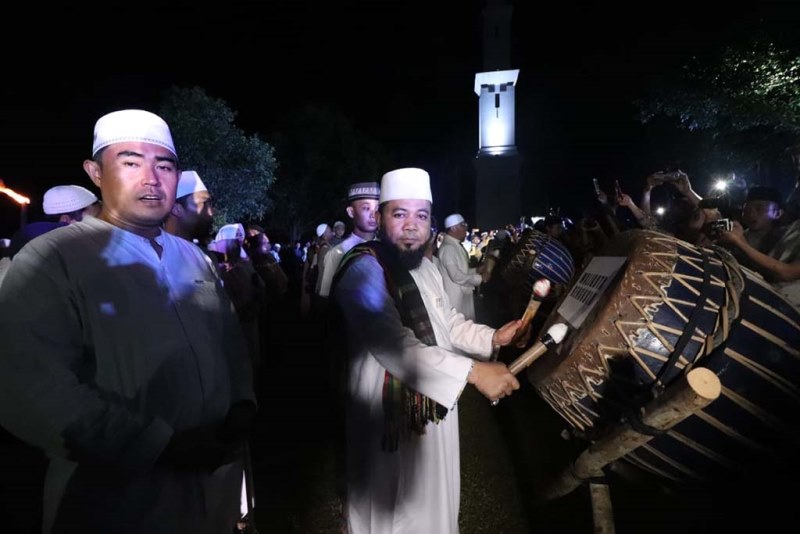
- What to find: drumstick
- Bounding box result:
[511,278,551,345]
[492,323,568,406]
[522,278,551,324]
[508,323,568,375]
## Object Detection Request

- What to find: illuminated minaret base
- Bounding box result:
[473,0,522,230]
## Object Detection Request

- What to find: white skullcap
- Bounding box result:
[92,109,177,158]
[444,213,466,229]
[176,170,208,199]
[333,220,345,228]
[316,223,329,238]
[380,168,432,204]
[208,223,248,259]
[43,185,98,215]
[214,223,245,243]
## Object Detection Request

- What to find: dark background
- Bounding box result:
[1,0,798,237]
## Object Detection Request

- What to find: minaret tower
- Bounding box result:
[473,0,521,230]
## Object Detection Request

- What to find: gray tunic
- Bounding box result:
[0,217,254,534]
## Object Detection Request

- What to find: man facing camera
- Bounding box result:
[0,109,255,534]
[331,167,521,534]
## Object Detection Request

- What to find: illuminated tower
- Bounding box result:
[474,0,522,230]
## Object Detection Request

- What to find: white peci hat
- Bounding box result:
[316,223,330,238]
[207,223,248,259]
[42,185,98,215]
[92,109,176,158]
[214,223,245,243]
[379,168,432,204]
[443,213,466,229]
[176,171,208,199]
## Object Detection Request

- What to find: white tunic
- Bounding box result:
[437,234,483,320]
[334,255,495,534]
[318,233,367,298]
[0,217,254,534]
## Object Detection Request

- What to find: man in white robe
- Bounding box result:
[332,167,521,534]
[0,109,255,534]
[318,181,381,299]
[437,213,487,321]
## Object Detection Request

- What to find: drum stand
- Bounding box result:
[540,367,722,533]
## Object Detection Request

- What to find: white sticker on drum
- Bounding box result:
[558,256,627,329]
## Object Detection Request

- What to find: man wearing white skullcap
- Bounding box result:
[0,109,254,534]
[331,167,522,534]
[207,222,249,261]
[164,170,214,244]
[437,212,488,320]
[42,184,101,224]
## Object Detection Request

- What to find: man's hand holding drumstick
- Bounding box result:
[511,278,552,348]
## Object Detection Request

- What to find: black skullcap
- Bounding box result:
[746,186,783,207]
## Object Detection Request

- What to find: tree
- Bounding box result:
[266,105,392,242]
[158,86,277,225]
[637,38,800,134]
[635,37,800,189]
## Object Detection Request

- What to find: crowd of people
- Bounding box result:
[1,106,799,534]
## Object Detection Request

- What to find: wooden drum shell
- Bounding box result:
[529,230,800,482]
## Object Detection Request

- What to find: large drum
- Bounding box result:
[529,230,800,482]
[495,229,575,317]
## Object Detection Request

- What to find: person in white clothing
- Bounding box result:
[331,167,521,534]
[42,184,102,224]
[0,109,255,534]
[163,170,215,245]
[437,213,489,320]
[318,181,381,298]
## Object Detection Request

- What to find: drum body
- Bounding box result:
[529,230,800,482]
[497,229,575,316]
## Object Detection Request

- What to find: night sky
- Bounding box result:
[1,0,798,237]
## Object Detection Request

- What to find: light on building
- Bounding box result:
[474,69,519,156]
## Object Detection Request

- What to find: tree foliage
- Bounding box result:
[635,37,800,189]
[637,38,800,135]
[158,86,277,225]
[267,105,392,242]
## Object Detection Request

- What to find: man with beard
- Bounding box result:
[318,181,381,298]
[0,110,255,534]
[163,170,215,245]
[331,167,521,534]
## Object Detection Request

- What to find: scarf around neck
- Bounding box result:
[334,240,448,451]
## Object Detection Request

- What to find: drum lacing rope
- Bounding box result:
[584,466,612,486]
[696,248,749,369]
[653,248,712,388]
[625,408,666,436]
[622,247,748,437]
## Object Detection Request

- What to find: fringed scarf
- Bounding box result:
[334,240,448,451]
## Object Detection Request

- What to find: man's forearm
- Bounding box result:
[734,240,800,282]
